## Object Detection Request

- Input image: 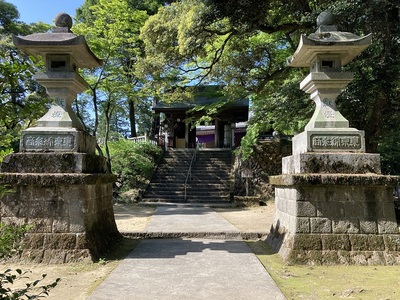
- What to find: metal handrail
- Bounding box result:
[184,146,198,201]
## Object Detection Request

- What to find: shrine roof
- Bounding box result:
[154,86,249,112]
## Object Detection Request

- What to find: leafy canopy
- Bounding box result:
[139,0,400,174]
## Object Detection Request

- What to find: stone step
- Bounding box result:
[144,187,230,195]
[190,176,231,182]
[142,198,186,203]
[140,200,233,208]
[138,202,235,208]
[186,183,230,188]
[144,193,185,198]
[152,173,230,179]
[145,192,230,199]
[154,169,190,174]
[142,196,231,203]
[149,182,229,188]
[150,179,185,183]
[191,168,230,172]
[190,172,231,177]
[143,149,232,205]
[186,197,231,203]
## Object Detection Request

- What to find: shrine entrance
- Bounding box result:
[151,86,249,149]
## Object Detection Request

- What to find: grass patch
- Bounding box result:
[247,240,400,299]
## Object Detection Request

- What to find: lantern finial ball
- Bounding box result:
[54,13,73,29]
[317,11,336,27]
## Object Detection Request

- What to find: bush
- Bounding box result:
[0,224,60,299]
[107,140,162,199]
[0,223,29,261]
[234,123,260,161]
[0,268,60,300]
[377,131,400,174]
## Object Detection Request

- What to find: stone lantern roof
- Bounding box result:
[288,11,372,68]
[12,13,102,68]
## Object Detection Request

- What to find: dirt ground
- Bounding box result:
[1,203,275,300]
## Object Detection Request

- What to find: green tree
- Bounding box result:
[75,0,165,140]
[138,0,315,129]
[139,0,313,89]
[139,0,400,173]
[0,35,49,151]
[0,1,51,153]
[331,0,400,156]
[0,0,19,34]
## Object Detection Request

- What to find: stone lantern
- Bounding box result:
[288,11,371,154]
[12,13,102,153]
[0,13,120,263]
[268,12,400,265]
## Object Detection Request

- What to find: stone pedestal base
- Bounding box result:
[268,173,400,265]
[1,153,108,173]
[20,127,96,154]
[269,150,400,265]
[0,153,120,263]
[292,129,365,154]
[282,152,381,175]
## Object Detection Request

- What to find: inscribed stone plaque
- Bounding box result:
[23,134,75,150]
[310,134,362,150]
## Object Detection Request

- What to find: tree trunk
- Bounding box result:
[128,98,137,137]
[104,101,112,173]
[91,87,104,156]
[365,91,387,153]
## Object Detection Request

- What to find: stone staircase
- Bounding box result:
[142,149,232,206]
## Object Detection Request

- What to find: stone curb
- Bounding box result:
[270,173,400,186]
[120,231,269,240]
[0,172,116,185]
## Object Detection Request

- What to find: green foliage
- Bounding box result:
[377,131,400,175]
[0,223,29,260]
[0,269,60,300]
[0,32,50,153]
[107,140,162,192]
[0,223,60,299]
[139,0,311,92]
[74,0,160,139]
[140,0,400,167]
[0,0,20,34]
[0,149,13,163]
[324,1,400,169]
[251,69,312,135]
[235,123,260,161]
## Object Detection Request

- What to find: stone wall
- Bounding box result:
[0,153,121,263]
[269,173,400,265]
[233,139,291,202]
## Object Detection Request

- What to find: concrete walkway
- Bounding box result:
[88,206,286,300]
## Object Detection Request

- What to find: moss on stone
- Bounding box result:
[292,234,322,250]
[322,234,351,250]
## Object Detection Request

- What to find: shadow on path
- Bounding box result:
[88,238,286,300]
[126,238,252,259]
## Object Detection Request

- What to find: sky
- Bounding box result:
[7,0,85,25]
